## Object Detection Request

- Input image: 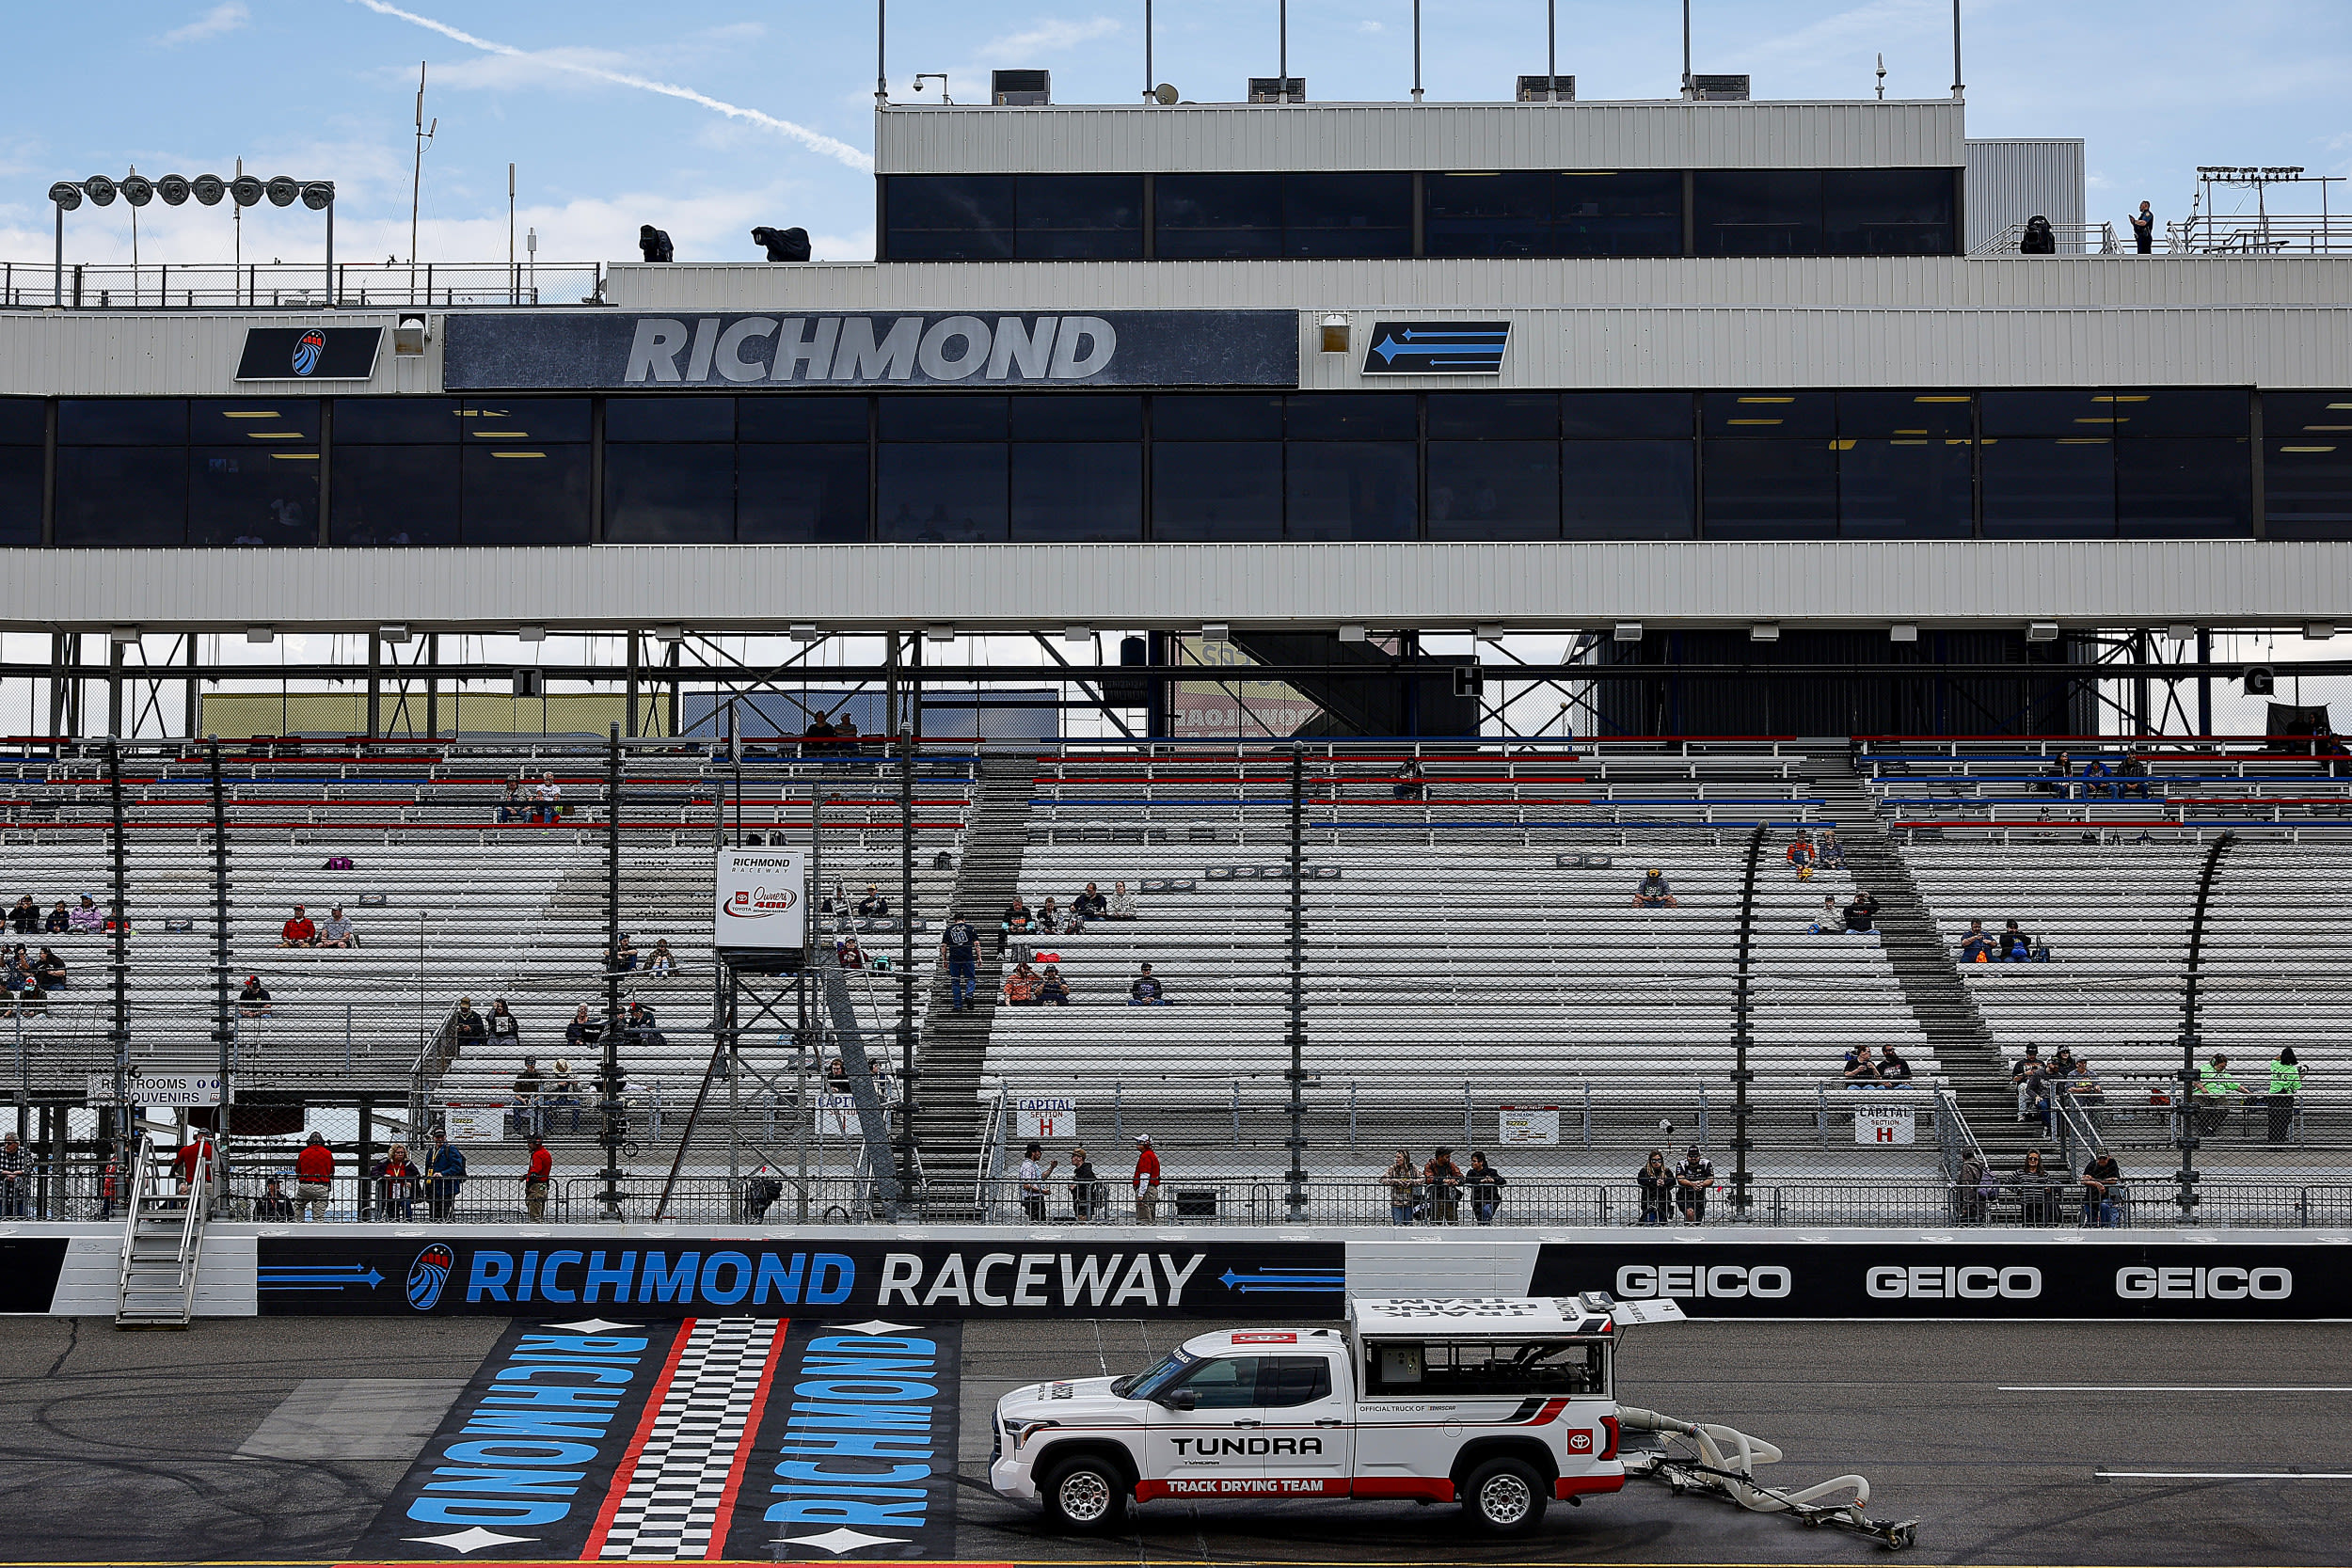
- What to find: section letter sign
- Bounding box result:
[1853,1103,1917,1145]
[715,848,806,953]
[1017,1096,1078,1140]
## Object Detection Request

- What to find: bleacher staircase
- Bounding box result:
[1812,756,2033,1159]
[913,754,1034,1210]
[116,1137,211,1329]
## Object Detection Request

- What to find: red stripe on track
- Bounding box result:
[580,1319,696,1561]
[703,1318,790,1559]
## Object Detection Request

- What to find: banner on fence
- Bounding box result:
[442,1102,506,1144]
[1017,1096,1078,1140]
[1854,1103,1916,1145]
[1498,1105,1561,1146]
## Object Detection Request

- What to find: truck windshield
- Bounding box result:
[1112,1348,1196,1401]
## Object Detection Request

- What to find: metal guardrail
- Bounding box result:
[0,259,607,310]
[1971,220,2117,256]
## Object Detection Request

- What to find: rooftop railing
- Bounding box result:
[0,260,608,310]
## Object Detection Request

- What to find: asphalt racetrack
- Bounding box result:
[0,1313,2345,1566]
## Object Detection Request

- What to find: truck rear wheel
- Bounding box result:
[1041,1453,1128,1532]
[1462,1457,1549,1536]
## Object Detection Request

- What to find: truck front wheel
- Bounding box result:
[1041,1454,1129,1532]
[1462,1457,1549,1536]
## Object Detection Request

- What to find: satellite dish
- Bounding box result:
[1154,82,1180,104]
[84,175,118,207]
[47,182,83,212]
[230,174,263,207]
[265,175,299,207]
[120,175,154,208]
[300,181,335,212]
[156,174,192,206]
[191,173,226,206]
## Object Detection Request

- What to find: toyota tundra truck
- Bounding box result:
[989,1294,1680,1536]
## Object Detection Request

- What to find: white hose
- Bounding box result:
[1616,1406,1871,1513]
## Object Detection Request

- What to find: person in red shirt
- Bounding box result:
[172,1132,215,1195]
[525,1135,553,1220]
[278,905,318,947]
[1131,1133,1161,1224]
[294,1131,334,1221]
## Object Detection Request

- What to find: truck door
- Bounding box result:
[1142,1355,1267,1499]
[1255,1353,1352,1497]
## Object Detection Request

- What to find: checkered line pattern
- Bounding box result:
[597,1318,782,1561]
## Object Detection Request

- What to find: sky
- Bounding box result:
[1,0,2348,269]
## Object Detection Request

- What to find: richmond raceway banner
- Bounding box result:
[441,309,1299,390]
[354,1316,960,1561]
[256,1235,1345,1318]
[1531,1241,2352,1320]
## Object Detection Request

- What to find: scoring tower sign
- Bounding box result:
[712,848,808,958]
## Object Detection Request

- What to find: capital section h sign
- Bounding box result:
[443,310,1300,391]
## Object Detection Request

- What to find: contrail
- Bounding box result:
[349,0,873,172]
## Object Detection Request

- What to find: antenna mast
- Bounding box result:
[408,63,436,302]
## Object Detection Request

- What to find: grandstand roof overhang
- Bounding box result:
[8,540,2348,634]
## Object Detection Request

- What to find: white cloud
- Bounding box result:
[978,16,1122,60]
[160,2,250,46]
[1359,20,1386,33]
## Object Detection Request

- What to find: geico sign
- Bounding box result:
[1614,1264,1791,1300]
[1867,1264,2042,1300]
[2116,1265,2291,1301]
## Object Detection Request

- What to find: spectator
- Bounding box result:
[2267,1047,2302,1147]
[1073,882,1108,921]
[1002,960,1041,1006]
[512,1055,545,1133]
[938,911,979,1012]
[278,904,318,947]
[1676,1145,1714,1224]
[1036,896,1069,935]
[1384,1148,1420,1225]
[1998,920,2037,962]
[548,1059,584,1134]
[999,896,1034,955]
[2050,1044,2077,1081]
[1423,1148,1464,1225]
[8,895,36,934]
[855,882,891,920]
[1068,1146,1103,1222]
[1959,919,1994,962]
[1808,895,1842,934]
[2117,751,2153,800]
[2010,1044,2045,1119]
[425,1132,466,1220]
[524,1135,552,1220]
[294,1132,333,1221]
[2015,1148,2063,1226]
[1132,1133,1161,1222]
[1819,830,1846,870]
[1842,890,1881,934]
[173,1131,217,1200]
[1954,1150,1993,1226]
[69,895,103,933]
[449,996,487,1053]
[647,939,676,977]
[1786,836,1817,879]
[1128,963,1168,1005]
[1392,759,1425,801]
[42,901,69,934]
[318,906,359,949]
[0,1132,25,1218]
[33,948,65,990]
[609,934,640,973]
[237,974,273,1019]
[2081,1150,2125,1227]
[533,772,562,825]
[564,1005,601,1056]
[98,1148,122,1221]
[2130,199,2155,254]
[253,1177,295,1222]
[374,1142,419,1221]
[496,777,523,825]
[2079,754,2115,800]
[2068,1054,2105,1114]
[1038,964,1071,1006]
[825,1056,850,1091]
[1636,1149,1675,1225]
[1877,1044,1915,1085]
[1843,1045,1881,1085]
[741,1166,783,1224]
[1018,1142,1057,1222]
[2018,1056,2056,1133]
[2198,1052,2245,1099]
[1106,880,1137,920]
[103,903,132,936]
[1633,868,1678,909]
[487,998,521,1049]
[834,935,866,969]
[1468,1151,1506,1225]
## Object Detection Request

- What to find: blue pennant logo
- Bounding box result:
[407,1243,455,1311]
[291,328,326,376]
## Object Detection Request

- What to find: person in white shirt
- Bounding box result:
[533,773,562,825]
[1018,1141,1057,1222]
[318,906,359,949]
[1106,880,1137,920]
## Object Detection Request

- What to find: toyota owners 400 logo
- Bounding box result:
[723,885,798,918]
[292,328,327,377]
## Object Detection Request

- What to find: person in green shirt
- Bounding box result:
[2194,1053,2246,1136]
[2267,1047,2303,1147]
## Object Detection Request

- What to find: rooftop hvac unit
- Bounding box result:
[1516,74,1576,102]
[991,69,1051,105]
[1248,76,1307,103]
[1691,73,1751,101]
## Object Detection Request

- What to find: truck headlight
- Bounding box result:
[1012,1418,1060,1450]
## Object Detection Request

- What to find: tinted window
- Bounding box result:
[1823,169,1955,256]
[881,397,1005,442]
[2116,438,2250,537]
[1363,1339,1604,1398]
[335,399,463,443]
[460,399,589,445]
[1553,172,1683,257]
[1152,441,1282,540]
[604,443,735,542]
[878,443,1007,540]
[1155,174,1283,259]
[1704,392,1835,439]
[1694,170,1823,257]
[189,448,318,546]
[2265,438,2352,540]
[0,399,43,445]
[606,398,735,442]
[1016,174,1144,260]
[2107,388,2250,438]
[1428,392,1555,440]
[1286,443,1416,539]
[0,448,42,546]
[1011,443,1141,540]
[1152,394,1283,441]
[1173,1356,1260,1410]
[2263,391,2352,442]
[1423,172,1551,258]
[1287,394,1416,441]
[1564,441,1693,538]
[56,448,183,545]
[192,400,321,443]
[739,444,869,542]
[1839,390,1973,439]
[885,175,1016,261]
[1428,441,1557,538]
[1257,1357,1334,1407]
[1979,390,2112,437]
[1562,393,1692,439]
[1839,439,1974,538]
[738,396,869,442]
[460,445,592,544]
[1981,438,2113,537]
[58,400,187,446]
[332,445,460,546]
[1705,440,1838,538]
[1284,173,1413,259]
[1012,395,1141,441]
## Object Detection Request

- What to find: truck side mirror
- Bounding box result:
[1163,1389,1198,1412]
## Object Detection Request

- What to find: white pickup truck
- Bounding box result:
[989,1294,1680,1536]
